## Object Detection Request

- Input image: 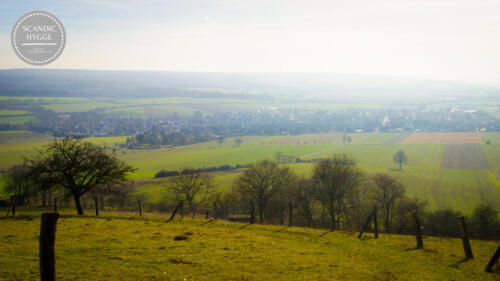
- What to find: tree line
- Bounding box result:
[158,156,499,240]
[155,164,251,178]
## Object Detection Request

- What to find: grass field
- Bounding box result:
[0,209,498,280]
[1,132,499,214]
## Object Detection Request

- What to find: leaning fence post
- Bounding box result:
[6,196,14,216]
[458,216,473,259]
[373,207,379,239]
[485,246,500,272]
[213,201,217,220]
[11,196,16,216]
[40,212,60,281]
[358,210,373,239]
[53,198,57,213]
[412,212,424,249]
[250,201,255,224]
[138,199,142,217]
[180,201,184,219]
[169,200,183,221]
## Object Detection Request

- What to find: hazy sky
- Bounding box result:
[1,0,500,85]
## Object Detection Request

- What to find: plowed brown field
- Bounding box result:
[399,132,481,144]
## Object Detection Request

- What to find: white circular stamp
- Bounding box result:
[11,11,66,66]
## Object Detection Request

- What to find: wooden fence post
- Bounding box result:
[250,201,255,224]
[180,201,184,219]
[40,213,59,281]
[458,216,473,259]
[11,196,16,216]
[288,202,293,227]
[413,212,423,249]
[53,198,57,213]
[373,207,379,239]
[168,200,183,221]
[485,246,500,272]
[205,209,209,219]
[48,190,52,207]
[95,198,99,216]
[358,210,373,239]
[6,196,14,216]
[213,201,217,220]
[138,199,142,217]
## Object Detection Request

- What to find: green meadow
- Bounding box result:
[1,131,499,214]
[0,209,498,280]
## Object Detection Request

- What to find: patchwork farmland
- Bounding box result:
[0,131,499,214]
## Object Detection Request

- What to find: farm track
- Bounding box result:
[385,132,412,144]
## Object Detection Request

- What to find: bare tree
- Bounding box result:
[393,150,408,170]
[216,136,225,146]
[289,177,316,227]
[373,173,405,233]
[234,160,294,223]
[234,138,243,147]
[26,137,135,215]
[312,154,362,230]
[89,182,136,211]
[4,165,31,205]
[170,172,214,216]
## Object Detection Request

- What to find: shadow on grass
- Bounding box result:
[319,230,332,237]
[200,220,213,226]
[239,224,251,230]
[388,168,402,172]
[449,257,473,269]
[275,226,290,232]
[404,247,424,251]
[359,236,376,241]
[0,215,35,221]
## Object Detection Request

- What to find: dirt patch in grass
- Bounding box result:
[440,144,489,169]
[174,235,189,241]
[169,258,197,265]
[400,133,481,144]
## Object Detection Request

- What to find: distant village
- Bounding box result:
[0,104,498,147]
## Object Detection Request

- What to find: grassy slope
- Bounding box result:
[1,210,499,281]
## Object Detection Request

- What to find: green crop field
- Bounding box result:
[0,110,28,115]
[0,97,90,103]
[0,116,37,124]
[120,137,331,178]
[0,209,498,280]
[1,132,499,214]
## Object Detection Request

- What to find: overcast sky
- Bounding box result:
[1,0,500,85]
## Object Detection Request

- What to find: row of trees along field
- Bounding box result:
[2,138,499,240]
